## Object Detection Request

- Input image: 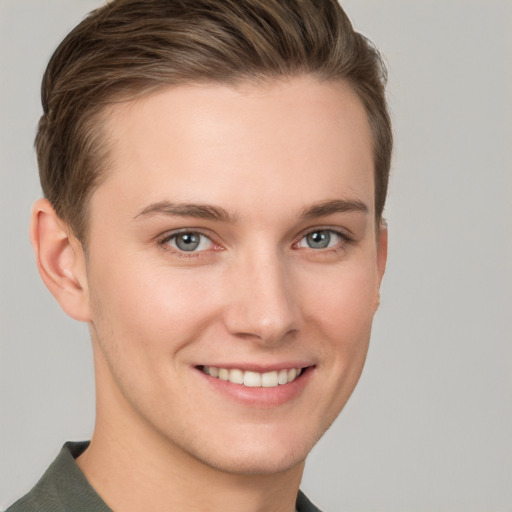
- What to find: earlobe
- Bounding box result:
[30,198,91,322]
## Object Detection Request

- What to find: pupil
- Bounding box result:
[307,231,330,249]
[176,233,200,251]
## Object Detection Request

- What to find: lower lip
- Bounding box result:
[196,367,314,408]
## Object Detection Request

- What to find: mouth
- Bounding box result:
[196,364,314,407]
[198,365,309,388]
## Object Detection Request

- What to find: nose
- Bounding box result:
[222,248,298,345]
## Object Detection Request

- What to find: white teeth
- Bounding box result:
[261,371,278,387]
[203,366,304,387]
[287,368,297,381]
[278,369,288,385]
[228,368,244,384]
[243,371,261,387]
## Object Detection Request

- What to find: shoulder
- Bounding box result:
[5,492,61,512]
[4,465,66,512]
[4,442,109,512]
[296,490,325,512]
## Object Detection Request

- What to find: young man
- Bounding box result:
[7,0,391,511]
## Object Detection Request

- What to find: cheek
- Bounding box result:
[300,260,378,389]
[89,257,220,355]
[291,262,378,435]
[87,260,222,418]
[303,260,379,336]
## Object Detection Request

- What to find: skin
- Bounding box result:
[31,76,387,512]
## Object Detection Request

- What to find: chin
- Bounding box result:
[179,422,324,476]
[200,445,308,476]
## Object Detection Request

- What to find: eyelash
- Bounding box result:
[157,229,219,258]
[157,228,353,258]
[294,228,353,251]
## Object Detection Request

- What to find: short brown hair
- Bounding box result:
[36,0,392,243]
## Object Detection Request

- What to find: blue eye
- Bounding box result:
[166,232,213,252]
[298,230,343,249]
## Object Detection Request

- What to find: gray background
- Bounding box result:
[1,1,511,510]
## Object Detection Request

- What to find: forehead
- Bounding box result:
[93,76,375,222]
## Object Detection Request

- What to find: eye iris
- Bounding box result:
[175,233,200,251]
[307,230,330,249]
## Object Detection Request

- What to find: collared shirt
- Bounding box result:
[6,442,323,512]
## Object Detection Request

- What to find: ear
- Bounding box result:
[30,198,91,322]
[375,221,388,310]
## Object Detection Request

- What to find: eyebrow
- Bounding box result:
[134,201,235,222]
[301,199,369,218]
[134,198,368,223]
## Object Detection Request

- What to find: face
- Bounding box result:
[83,76,386,475]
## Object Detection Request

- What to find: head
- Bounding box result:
[32,0,392,477]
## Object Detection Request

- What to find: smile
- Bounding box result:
[201,366,303,388]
